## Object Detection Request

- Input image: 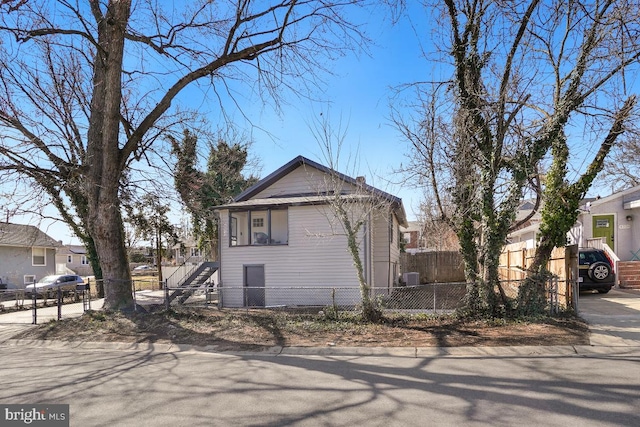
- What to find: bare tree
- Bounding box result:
[414,198,459,252]
[396,0,640,316]
[0,0,369,310]
[599,133,640,191]
[310,115,404,322]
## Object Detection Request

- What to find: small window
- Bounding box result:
[81,256,89,265]
[32,247,46,266]
[252,218,264,228]
[190,247,200,257]
[595,219,610,228]
[67,255,73,263]
[403,232,411,244]
[24,275,36,285]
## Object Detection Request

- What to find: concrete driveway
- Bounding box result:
[578,288,640,346]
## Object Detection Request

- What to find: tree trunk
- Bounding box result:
[85,1,134,311]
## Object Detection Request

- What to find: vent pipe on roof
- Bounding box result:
[356,176,366,185]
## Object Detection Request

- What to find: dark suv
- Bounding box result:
[578,248,615,293]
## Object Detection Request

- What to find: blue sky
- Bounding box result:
[211,7,431,219]
[7,2,631,245]
[16,5,430,245]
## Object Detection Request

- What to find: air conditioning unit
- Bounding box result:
[402,272,419,286]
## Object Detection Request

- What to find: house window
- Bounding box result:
[24,275,36,285]
[190,247,201,257]
[81,256,89,265]
[67,255,73,264]
[32,247,46,266]
[403,232,411,244]
[230,216,239,246]
[230,208,288,246]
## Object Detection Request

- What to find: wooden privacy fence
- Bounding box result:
[400,251,466,284]
[499,242,578,309]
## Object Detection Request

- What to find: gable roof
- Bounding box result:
[230,155,407,225]
[57,244,87,255]
[582,184,640,210]
[0,223,61,249]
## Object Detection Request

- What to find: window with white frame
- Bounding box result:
[81,255,89,265]
[190,247,201,257]
[229,208,288,246]
[24,275,36,285]
[32,247,46,266]
[403,232,411,244]
[67,255,73,264]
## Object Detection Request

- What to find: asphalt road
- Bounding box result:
[1,288,640,426]
[1,344,639,427]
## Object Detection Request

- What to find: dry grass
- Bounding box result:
[13,307,591,351]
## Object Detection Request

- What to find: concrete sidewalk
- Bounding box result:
[578,288,640,347]
[0,298,103,324]
[2,289,640,358]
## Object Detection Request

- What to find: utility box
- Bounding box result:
[403,272,420,286]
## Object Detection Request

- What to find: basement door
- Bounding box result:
[244,265,265,307]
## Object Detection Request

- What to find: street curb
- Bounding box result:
[5,338,640,358]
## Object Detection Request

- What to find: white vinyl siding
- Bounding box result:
[254,165,358,199]
[219,204,364,307]
[372,212,392,290]
[389,214,401,284]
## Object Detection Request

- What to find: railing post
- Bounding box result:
[57,286,62,320]
[32,282,37,325]
[433,284,437,313]
[165,282,169,311]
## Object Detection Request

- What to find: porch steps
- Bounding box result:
[618,261,640,289]
[167,262,219,304]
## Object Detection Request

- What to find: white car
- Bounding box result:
[25,274,84,299]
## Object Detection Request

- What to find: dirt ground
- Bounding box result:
[13,307,591,351]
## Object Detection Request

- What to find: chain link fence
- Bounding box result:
[0,285,91,324]
[499,277,574,313]
[0,289,25,312]
[85,276,574,316]
[165,278,572,315]
[161,283,468,313]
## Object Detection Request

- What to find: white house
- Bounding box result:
[55,244,93,276]
[507,186,640,288]
[568,185,640,262]
[509,188,640,259]
[213,155,407,308]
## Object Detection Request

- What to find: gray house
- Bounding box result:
[0,223,61,288]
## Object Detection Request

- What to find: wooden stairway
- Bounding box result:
[618,261,640,289]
